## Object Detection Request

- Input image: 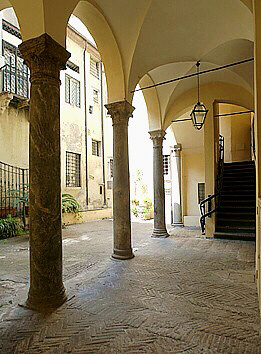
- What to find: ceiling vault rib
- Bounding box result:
[132,58,254,93]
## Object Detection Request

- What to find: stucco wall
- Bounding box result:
[0,105,29,168]
[0,18,113,213]
[182,149,204,226]
[219,104,251,163]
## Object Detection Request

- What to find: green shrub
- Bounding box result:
[131,206,139,217]
[0,216,20,239]
[62,194,81,213]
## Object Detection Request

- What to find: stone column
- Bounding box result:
[105,100,135,260]
[170,144,183,225]
[19,34,70,311]
[150,130,169,238]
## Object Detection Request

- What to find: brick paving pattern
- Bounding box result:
[0,220,260,353]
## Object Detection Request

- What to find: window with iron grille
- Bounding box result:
[90,58,100,79]
[2,40,29,98]
[65,74,80,107]
[66,152,81,187]
[198,183,205,204]
[92,139,101,156]
[93,89,99,104]
[66,60,80,73]
[163,155,170,175]
[109,158,113,179]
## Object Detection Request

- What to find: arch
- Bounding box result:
[163,82,254,130]
[73,1,125,103]
[139,74,162,131]
[128,0,253,94]
[7,0,78,46]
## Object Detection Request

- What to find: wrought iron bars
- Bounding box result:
[0,161,29,227]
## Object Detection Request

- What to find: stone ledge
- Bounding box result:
[62,208,113,225]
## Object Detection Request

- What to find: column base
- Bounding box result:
[172,222,184,227]
[112,248,135,260]
[25,286,67,313]
[151,228,169,238]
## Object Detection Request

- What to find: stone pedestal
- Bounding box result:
[105,100,135,259]
[170,144,183,226]
[150,130,169,238]
[19,34,70,311]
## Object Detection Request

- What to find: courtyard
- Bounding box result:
[0,220,260,353]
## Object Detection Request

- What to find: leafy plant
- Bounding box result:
[144,198,153,209]
[0,216,20,239]
[10,185,29,206]
[62,194,81,213]
[131,198,139,206]
[131,206,139,217]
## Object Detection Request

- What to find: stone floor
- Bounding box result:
[0,220,260,353]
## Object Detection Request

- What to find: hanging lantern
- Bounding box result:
[190,61,208,130]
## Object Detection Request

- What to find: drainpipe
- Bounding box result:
[83,42,89,208]
[100,62,107,207]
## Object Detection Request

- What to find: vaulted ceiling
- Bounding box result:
[0,0,255,129]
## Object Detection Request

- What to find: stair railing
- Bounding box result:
[200,134,224,233]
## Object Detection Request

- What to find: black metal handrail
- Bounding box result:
[200,134,224,233]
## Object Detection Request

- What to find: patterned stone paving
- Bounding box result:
[0,220,260,353]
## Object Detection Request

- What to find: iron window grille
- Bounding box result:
[2,40,29,98]
[0,161,29,228]
[90,58,100,79]
[163,155,170,175]
[198,182,205,204]
[2,19,22,39]
[66,152,81,187]
[92,139,101,156]
[66,60,80,73]
[65,74,81,107]
[109,158,113,179]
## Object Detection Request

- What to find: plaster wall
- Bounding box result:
[0,17,113,212]
[0,106,29,168]
[219,104,251,162]
[182,149,204,227]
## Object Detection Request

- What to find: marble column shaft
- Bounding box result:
[105,100,135,259]
[19,34,70,311]
[171,144,183,225]
[150,130,169,238]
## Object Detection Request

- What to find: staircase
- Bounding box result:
[215,160,256,241]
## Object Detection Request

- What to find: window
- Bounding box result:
[109,158,113,179]
[198,183,205,204]
[92,139,101,156]
[66,60,80,73]
[90,58,100,79]
[163,155,170,175]
[66,152,81,187]
[93,89,99,104]
[65,74,80,107]
[3,40,29,98]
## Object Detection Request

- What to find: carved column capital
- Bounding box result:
[105,100,135,125]
[149,130,166,147]
[171,143,182,157]
[19,33,70,83]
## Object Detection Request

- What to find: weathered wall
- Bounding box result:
[0,16,113,212]
[0,105,29,168]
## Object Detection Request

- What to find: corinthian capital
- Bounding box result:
[19,33,70,82]
[105,100,135,125]
[149,130,166,147]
